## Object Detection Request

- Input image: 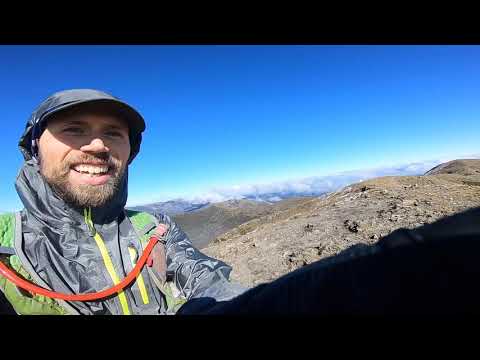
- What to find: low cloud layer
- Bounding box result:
[127,154,480,206]
[184,155,480,204]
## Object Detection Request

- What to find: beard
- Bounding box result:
[39,152,126,209]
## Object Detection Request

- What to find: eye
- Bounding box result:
[62,127,84,135]
[105,130,126,138]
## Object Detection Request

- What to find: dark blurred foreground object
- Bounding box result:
[178,206,480,316]
[0,289,15,314]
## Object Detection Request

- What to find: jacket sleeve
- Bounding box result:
[153,213,249,302]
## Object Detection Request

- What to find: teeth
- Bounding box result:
[73,164,109,174]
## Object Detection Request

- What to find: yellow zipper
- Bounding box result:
[84,208,131,315]
[128,247,150,305]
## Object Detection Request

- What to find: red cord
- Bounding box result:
[0,235,159,301]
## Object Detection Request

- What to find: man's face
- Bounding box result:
[38,110,131,208]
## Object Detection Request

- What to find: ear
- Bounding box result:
[34,139,42,165]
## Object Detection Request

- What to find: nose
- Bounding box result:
[80,138,110,153]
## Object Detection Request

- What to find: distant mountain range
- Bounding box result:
[128,157,477,218]
[127,191,326,217]
[127,193,323,249]
[242,192,327,203]
[173,197,316,249]
[128,199,211,216]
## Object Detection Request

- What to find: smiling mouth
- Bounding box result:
[71,164,112,177]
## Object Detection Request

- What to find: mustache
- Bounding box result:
[63,154,122,171]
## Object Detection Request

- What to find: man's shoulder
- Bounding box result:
[124,208,173,225]
[0,212,17,249]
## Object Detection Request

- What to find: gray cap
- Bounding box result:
[19,89,146,163]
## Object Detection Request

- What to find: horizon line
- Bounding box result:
[126,153,480,207]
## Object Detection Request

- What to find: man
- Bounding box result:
[0,89,246,315]
[2,88,480,316]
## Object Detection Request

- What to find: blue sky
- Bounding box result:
[0,45,479,210]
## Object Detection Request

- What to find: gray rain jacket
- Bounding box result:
[13,89,247,315]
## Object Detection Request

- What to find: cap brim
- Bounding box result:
[41,98,146,135]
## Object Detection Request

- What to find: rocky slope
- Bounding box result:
[203,159,480,287]
[173,197,314,249]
